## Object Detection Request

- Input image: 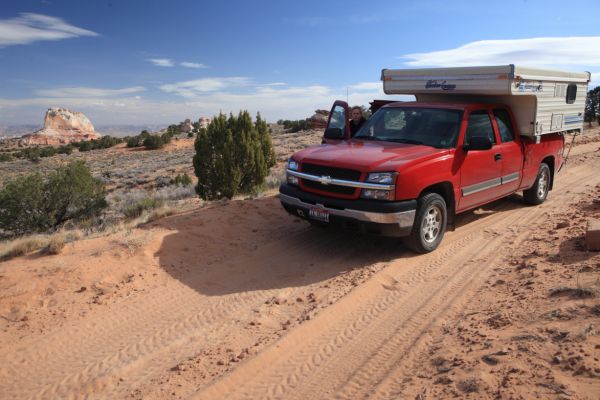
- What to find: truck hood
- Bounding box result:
[293,141,449,172]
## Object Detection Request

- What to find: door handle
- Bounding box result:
[494,153,502,161]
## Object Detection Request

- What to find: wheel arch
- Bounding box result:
[418,181,456,229]
[541,156,555,190]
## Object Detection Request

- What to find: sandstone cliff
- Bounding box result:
[21,108,100,146]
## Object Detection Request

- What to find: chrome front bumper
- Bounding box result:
[279,193,416,228]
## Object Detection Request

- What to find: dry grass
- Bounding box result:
[0,235,48,261]
[549,286,596,299]
[121,229,152,254]
[457,378,479,393]
[46,234,65,255]
[146,206,175,223]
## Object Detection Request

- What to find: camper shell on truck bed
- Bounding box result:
[382,65,590,137]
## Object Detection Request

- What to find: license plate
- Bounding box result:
[309,207,329,222]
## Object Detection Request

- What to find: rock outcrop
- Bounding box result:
[180,119,193,133]
[308,109,329,129]
[21,108,100,146]
[198,117,211,129]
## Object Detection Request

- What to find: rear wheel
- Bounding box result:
[523,163,550,205]
[403,193,447,253]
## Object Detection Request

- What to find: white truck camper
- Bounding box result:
[381,65,591,137]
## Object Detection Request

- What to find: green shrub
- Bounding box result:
[77,140,94,152]
[0,161,107,235]
[0,153,13,162]
[126,136,140,148]
[57,145,74,155]
[39,147,57,158]
[280,119,310,132]
[72,136,122,151]
[171,173,192,186]
[143,135,165,149]
[123,197,162,219]
[193,111,276,200]
[19,147,41,162]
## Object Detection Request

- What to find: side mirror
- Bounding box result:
[463,136,492,151]
[324,127,344,140]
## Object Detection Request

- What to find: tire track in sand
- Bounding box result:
[0,224,366,399]
[193,161,598,400]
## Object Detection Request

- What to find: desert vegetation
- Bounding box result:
[276,118,311,133]
[0,161,107,236]
[584,86,600,126]
[0,113,321,260]
[193,111,276,200]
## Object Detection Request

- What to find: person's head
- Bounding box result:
[351,106,363,122]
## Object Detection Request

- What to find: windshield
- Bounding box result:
[354,107,463,149]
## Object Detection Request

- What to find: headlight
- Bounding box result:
[287,158,299,185]
[362,172,396,200]
[366,172,396,184]
[361,188,395,200]
[288,159,299,171]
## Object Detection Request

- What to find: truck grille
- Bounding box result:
[300,163,361,195]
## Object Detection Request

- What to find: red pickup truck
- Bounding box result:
[279,66,589,253]
[279,100,565,253]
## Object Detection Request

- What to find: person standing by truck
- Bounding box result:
[349,106,366,137]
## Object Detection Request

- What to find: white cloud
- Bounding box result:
[35,86,146,98]
[260,82,287,87]
[0,79,402,124]
[400,37,600,67]
[147,58,174,67]
[349,82,381,91]
[159,77,253,97]
[0,13,98,46]
[180,61,208,69]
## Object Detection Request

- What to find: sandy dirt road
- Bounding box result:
[1,135,599,399]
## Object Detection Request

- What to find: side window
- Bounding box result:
[566,84,577,104]
[328,105,347,136]
[466,110,495,144]
[493,109,515,142]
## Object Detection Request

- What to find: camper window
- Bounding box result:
[566,84,577,104]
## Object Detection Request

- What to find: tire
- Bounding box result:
[403,193,447,254]
[523,163,550,205]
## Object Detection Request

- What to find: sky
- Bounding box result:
[1,0,599,127]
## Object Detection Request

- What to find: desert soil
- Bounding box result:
[1,128,599,399]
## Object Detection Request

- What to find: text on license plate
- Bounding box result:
[309,207,329,222]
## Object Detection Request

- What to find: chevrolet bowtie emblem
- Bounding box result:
[318,175,333,185]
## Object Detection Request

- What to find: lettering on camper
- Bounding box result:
[425,80,456,90]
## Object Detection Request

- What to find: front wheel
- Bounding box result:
[403,193,447,254]
[523,163,550,205]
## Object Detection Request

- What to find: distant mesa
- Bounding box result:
[20,108,101,146]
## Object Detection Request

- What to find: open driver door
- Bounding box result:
[322,100,350,144]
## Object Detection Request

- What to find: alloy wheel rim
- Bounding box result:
[421,205,442,244]
[537,169,549,198]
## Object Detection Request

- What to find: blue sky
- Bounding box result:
[1,0,599,126]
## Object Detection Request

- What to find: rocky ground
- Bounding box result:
[0,125,598,399]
